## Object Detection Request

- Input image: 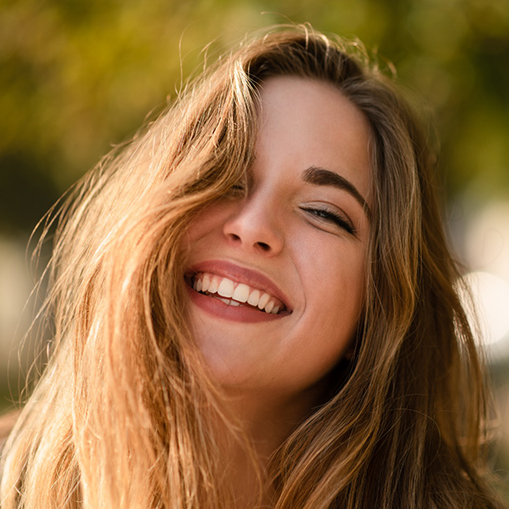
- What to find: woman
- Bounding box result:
[0,25,503,508]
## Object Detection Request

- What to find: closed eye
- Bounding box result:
[226,183,247,199]
[301,207,357,236]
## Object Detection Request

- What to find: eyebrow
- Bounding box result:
[302,166,371,219]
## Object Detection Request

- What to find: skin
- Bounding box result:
[182,75,372,460]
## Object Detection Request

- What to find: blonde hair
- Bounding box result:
[0,25,502,508]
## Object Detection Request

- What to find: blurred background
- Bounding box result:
[1,0,508,498]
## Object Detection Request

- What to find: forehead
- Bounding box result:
[256,76,373,205]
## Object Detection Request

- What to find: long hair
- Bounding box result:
[0,25,501,508]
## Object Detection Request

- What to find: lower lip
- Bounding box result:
[186,284,288,323]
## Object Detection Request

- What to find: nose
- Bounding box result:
[222,194,284,256]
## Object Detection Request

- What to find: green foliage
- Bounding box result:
[1,0,508,232]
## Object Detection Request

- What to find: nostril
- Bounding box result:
[257,242,271,252]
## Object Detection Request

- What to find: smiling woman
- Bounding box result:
[0,25,503,509]
[183,76,370,399]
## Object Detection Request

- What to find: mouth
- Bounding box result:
[185,271,291,317]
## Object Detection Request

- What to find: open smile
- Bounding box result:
[184,261,292,323]
[190,272,286,314]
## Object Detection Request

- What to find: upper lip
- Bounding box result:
[186,259,293,312]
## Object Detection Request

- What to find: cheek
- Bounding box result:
[181,203,231,247]
[285,243,367,387]
[300,236,367,317]
[323,255,366,340]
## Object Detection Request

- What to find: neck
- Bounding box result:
[219,382,328,508]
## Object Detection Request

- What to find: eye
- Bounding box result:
[301,206,357,236]
[226,183,247,198]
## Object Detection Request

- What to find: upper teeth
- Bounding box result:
[192,273,283,314]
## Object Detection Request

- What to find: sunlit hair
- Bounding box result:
[0,25,502,508]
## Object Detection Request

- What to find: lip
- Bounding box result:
[187,260,293,309]
[184,259,293,323]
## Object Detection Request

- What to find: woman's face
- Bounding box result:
[182,76,372,403]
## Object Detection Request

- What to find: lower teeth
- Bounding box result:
[204,291,273,312]
[216,296,240,306]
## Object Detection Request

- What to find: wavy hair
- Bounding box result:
[0,25,502,508]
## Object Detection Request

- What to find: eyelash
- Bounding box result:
[302,207,357,236]
[226,184,247,198]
